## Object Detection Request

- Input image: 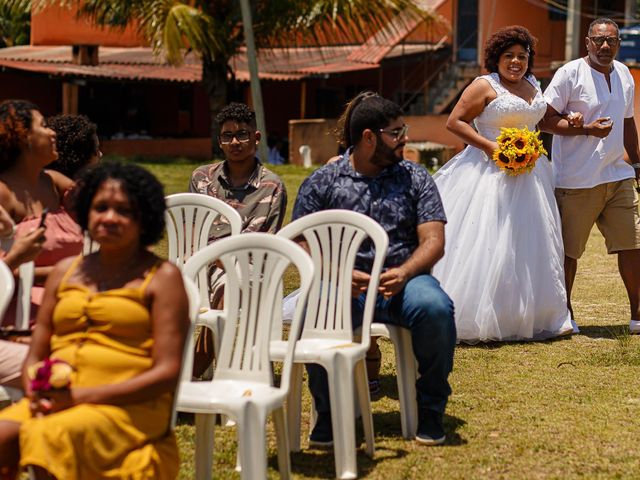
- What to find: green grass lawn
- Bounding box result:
[124,157,640,479]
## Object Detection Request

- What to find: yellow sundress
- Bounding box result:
[0,256,179,480]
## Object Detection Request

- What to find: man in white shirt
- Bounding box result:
[541,17,640,334]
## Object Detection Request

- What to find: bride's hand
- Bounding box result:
[484,141,499,158]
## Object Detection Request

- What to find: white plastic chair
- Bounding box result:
[164,193,243,364]
[369,323,418,439]
[0,261,22,405]
[275,210,388,480]
[0,236,34,331]
[82,231,99,255]
[170,274,201,428]
[177,233,314,480]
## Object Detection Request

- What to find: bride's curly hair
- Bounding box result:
[484,26,537,77]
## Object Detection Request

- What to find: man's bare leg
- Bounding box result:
[564,255,578,321]
[618,249,640,321]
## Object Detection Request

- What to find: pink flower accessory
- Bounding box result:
[28,358,73,393]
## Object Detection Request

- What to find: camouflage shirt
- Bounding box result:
[189,159,287,240]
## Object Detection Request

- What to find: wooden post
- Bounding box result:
[238,0,269,163]
[565,0,582,62]
[62,83,79,115]
[625,0,637,26]
[300,81,307,119]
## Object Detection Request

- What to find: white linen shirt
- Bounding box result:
[544,58,635,189]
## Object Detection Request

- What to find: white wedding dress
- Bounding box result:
[432,73,573,343]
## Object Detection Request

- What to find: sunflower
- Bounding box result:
[491,127,547,176]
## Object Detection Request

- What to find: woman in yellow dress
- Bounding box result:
[0,162,190,480]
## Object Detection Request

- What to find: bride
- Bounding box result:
[432,25,574,343]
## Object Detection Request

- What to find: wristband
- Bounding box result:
[631,163,640,169]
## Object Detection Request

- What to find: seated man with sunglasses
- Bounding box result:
[541,17,640,335]
[189,102,287,375]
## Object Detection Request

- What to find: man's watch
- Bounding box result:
[631,163,640,169]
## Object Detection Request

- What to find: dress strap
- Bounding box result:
[481,73,507,95]
[138,259,163,292]
[59,255,84,288]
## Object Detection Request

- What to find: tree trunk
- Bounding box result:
[202,55,230,158]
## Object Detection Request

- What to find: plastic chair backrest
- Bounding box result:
[170,274,201,429]
[82,232,99,255]
[15,261,34,330]
[183,233,313,389]
[277,209,388,343]
[0,261,15,317]
[164,193,243,308]
[0,237,33,330]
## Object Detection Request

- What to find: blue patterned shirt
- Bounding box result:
[292,152,446,271]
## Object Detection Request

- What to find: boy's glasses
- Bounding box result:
[219,130,251,144]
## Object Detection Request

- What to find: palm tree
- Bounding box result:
[0,1,30,47]
[4,0,436,142]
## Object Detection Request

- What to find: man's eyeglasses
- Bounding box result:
[588,36,620,47]
[219,130,252,144]
[378,124,409,142]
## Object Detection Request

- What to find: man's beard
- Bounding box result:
[371,138,404,167]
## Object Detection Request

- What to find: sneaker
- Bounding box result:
[415,409,446,446]
[309,412,333,448]
[630,319,640,334]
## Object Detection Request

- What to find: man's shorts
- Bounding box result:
[555,178,640,259]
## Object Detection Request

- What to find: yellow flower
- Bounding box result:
[49,362,73,389]
[492,127,546,176]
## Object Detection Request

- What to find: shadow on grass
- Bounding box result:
[455,333,574,350]
[287,444,409,478]
[373,411,467,446]
[578,324,627,339]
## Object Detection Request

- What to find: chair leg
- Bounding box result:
[286,363,304,452]
[273,406,291,479]
[354,358,375,458]
[395,329,418,439]
[236,404,268,480]
[326,355,358,480]
[195,413,216,480]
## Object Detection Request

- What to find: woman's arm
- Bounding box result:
[446,79,498,157]
[3,227,45,271]
[44,169,75,201]
[69,261,190,407]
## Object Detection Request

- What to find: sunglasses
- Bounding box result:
[378,124,409,142]
[588,36,620,47]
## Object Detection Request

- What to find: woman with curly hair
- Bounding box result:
[432,26,573,343]
[0,100,84,326]
[0,162,189,480]
[46,114,101,179]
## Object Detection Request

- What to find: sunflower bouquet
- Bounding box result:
[491,126,547,176]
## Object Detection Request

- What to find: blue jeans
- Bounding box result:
[307,273,456,417]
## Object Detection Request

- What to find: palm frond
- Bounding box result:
[254,0,440,49]
[0,0,32,15]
